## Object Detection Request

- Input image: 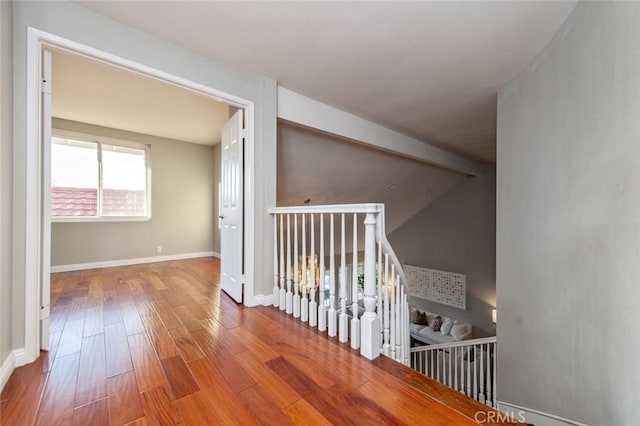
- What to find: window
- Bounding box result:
[51,133,151,221]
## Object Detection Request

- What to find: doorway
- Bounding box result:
[25,31,254,357]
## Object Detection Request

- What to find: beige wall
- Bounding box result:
[0,0,13,365]
[388,165,496,338]
[497,3,640,424]
[51,118,219,266]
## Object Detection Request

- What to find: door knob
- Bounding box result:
[219,215,224,219]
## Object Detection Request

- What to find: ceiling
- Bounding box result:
[278,123,465,234]
[52,49,229,145]
[77,1,576,162]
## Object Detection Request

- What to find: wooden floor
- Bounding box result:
[1,258,508,425]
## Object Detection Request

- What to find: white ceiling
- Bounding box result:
[52,49,229,145]
[278,123,465,233]
[77,1,576,162]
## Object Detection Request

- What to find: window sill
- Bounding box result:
[51,216,151,223]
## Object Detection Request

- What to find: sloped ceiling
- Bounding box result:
[77,1,577,162]
[51,49,229,145]
[278,123,466,234]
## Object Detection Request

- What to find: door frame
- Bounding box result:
[23,27,256,363]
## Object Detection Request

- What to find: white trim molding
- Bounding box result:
[277,87,485,177]
[253,294,274,307]
[498,401,588,426]
[51,251,219,273]
[0,349,26,392]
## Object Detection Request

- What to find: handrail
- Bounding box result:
[410,336,496,352]
[268,203,383,215]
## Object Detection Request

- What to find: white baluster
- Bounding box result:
[351,214,360,350]
[280,214,289,309]
[467,346,472,396]
[360,213,380,364]
[273,215,279,307]
[473,344,478,401]
[479,343,485,404]
[309,214,317,328]
[318,214,326,332]
[390,265,396,360]
[293,214,300,318]
[453,346,460,390]
[286,215,294,314]
[395,275,401,360]
[301,214,308,323]
[339,214,348,343]
[486,343,492,406]
[328,214,337,337]
[493,342,497,408]
[278,214,285,310]
[383,254,390,356]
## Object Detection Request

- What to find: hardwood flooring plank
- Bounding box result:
[0,369,48,425]
[238,386,293,426]
[76,334,108,407]
[103,293,124,325]
[153,299,183,330]
[72,397,110,426]
[34,352,81,426]
[127,333,167,393]
[140,385,182,425]
[141,312,180,360]
[104,322,134,377]
[187,358,256,425]
[283,399,332,426]
[234,351,300,408]
[160,356,200,400]
[56,317,85,357]
[169,326,205,362]
[107,371,145,426]
[174,391,224,426]
[230,326,279,362]
[120,303,146,335]
[173,305,204,331]
[191,328,255,394]
[84,307,105,337]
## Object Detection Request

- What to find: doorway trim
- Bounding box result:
[23,27,256,363]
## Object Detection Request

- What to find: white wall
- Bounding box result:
[0,0,13,370]
[12,1,276,355]
[497,3,640,424]
[389,166,496,337]
[51,119,218,266]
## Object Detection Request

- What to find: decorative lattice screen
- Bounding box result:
[404,264,466,309]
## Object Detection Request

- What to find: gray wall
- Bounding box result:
[0,0,13,367]
[497,3,640,424]
[12,1,276,356]
[51,119,218,266]
[389,165,496,338]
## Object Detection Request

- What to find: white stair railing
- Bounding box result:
[410,337,497,407]
[269,204,410,364]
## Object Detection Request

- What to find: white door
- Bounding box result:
[220,110,244,303]
[40,49,52,350]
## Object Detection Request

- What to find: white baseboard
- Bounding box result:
[498,401,587,426]
[0,348,26,392]
[51,251,219,273]
[253,294,274,307]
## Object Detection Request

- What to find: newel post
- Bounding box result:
[360,212,381,360]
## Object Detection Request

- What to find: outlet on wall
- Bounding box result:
[156,246,162,253]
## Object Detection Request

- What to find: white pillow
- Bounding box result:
[440,318,454,335]
[450,323,468,340]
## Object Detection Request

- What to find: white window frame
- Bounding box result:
[51,129,152,222]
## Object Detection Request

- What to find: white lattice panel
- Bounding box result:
[404,264,466,309]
